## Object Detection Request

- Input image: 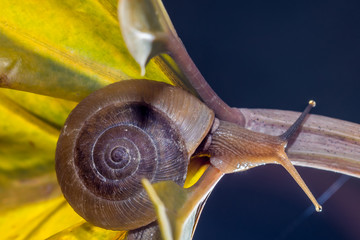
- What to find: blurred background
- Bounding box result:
[163,1,360,239]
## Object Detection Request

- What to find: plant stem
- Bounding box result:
[167,35,245,126]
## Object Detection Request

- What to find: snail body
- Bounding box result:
[56,79,321,231]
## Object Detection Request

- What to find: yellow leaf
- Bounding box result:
[0,91,63,209]
[0,1,209,239]
[0,88,76,128]
[47,222,126,240]
[0,0,190,101]
[0,196,83,240]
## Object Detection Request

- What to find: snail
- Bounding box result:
[55,79,321,231]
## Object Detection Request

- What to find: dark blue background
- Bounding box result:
[163,1,360,239]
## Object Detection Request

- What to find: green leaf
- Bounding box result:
[142,166,223,240]
[0,0,188,101]
[118,0,177,74]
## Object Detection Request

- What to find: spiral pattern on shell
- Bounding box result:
[55,80,214,230]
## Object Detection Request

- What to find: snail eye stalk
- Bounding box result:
[280,100,316,141]
[207,100,322,212]
[276,100,322,212]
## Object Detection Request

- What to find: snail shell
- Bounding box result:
[55,79,214,230]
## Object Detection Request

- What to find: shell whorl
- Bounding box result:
[55,80,214,230]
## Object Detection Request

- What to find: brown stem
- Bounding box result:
[166,35,245,126]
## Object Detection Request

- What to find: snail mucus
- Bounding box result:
[55,79,321,231]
